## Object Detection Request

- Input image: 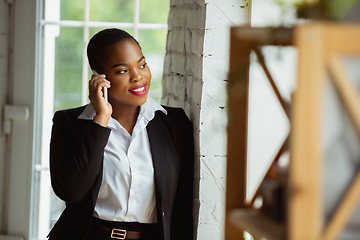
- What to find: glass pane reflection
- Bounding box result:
[54,27,84,111]
[139,29,167,103]
[90,0,134,22]
[140,0,169,24]
[60,0,85,21]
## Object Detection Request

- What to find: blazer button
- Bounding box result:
[162,212,165,217]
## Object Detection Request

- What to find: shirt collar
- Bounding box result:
[77,96,167,129]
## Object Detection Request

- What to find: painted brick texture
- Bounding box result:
[162,0,250,239]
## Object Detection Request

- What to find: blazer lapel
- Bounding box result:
[147,112,165,218]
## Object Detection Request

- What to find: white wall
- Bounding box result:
[162,0,250,239]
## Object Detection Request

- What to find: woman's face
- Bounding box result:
[103,39,151,108]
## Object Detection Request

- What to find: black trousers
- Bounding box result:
[85,217,161,240]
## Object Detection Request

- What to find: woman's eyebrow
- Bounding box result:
[111,56,145,69]
[138,56,145,62]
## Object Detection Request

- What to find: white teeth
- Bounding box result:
[132,86,145,92]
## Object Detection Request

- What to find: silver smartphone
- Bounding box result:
[93,70,108,103]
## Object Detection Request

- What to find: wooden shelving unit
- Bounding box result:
[226,22,360,240]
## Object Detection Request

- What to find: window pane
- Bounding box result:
[139,29,167,103]
[60,0,85,21]
[54,27,84,111]
[140,0,169,24]
[90,0,134,22]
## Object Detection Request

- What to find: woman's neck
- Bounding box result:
[111,103,140,135]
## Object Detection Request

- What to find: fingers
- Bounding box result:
[89,74,110,90]
[89,74,111,99]
[88,74,113,119]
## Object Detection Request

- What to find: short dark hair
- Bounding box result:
[87,28,140,73]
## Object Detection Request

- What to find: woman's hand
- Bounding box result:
[88,73,112,127]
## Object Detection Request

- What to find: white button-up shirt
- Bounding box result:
[78,96,167,223]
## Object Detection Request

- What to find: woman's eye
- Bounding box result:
[117,69,127,74]
[139,63,147,69]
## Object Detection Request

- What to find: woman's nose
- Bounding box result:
[130,68,142,82]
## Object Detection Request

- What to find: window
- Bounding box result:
[32,1,169,239]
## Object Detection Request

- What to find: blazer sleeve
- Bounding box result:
[49,109,111,204]
[170,109,195,240]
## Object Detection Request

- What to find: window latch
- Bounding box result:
[3,105,29,134]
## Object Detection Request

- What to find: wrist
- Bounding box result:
[93,114,111,127]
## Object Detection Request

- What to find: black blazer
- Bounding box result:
[47,105,194,240]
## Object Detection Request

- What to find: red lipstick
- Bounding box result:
[129,83,147,96]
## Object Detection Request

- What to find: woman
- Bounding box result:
[48,28,194,240]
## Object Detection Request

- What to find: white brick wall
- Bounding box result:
[162,0,250,239]
[0,0,9,232]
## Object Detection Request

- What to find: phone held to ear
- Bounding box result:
[93,70,108,103]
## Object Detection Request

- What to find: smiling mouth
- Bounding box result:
[132,86,145,92]
[129,84,147,96]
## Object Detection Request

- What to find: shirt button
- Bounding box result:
[162,212,165,217]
